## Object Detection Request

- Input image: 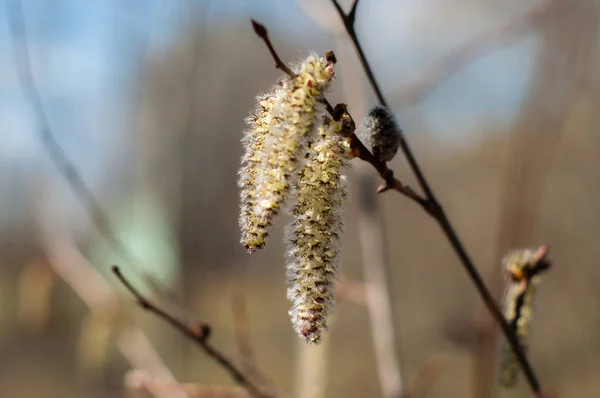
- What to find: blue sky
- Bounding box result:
[0,0,537,181]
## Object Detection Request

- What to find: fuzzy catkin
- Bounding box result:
[499,249,544,388]
[238,92,279,251]
[286,114,352,344]
[358,105,402,162]
[239,54,335,252]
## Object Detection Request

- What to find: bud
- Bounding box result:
[286,113,352,343]
[358,105,402,162]
[238,53,336,252]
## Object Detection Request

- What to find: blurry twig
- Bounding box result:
[125,369,251,398]
[326,1,545,394]
[403,354,446,398]
[390,0,557,111]
[113,266,275,398]
[232,288,256,373]
[231,285,281,397]
[7,0,174,303]
[474,2,598,396]
[336,277,366,305]
[34,192,187,398]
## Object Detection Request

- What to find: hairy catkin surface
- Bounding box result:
[286,115,351,343]
[238,93,278,251]
[239,54,335,252]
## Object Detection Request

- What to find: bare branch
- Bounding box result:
[325,2,545,394]
[112,266,274,398]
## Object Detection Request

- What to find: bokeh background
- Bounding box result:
[1,0,600,397]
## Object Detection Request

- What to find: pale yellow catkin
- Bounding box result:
[239,54,335,252]
[286,113,352,343]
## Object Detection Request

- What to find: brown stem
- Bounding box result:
[251,19,294,77]
[112,266,273,398]
[328,1,543,394]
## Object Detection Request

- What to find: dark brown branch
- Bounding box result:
[112,266,273,398]
[328,2,543,394]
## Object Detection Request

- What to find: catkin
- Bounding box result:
[239,54,335,252]
[238,92,279,251]
[286,113,352,343]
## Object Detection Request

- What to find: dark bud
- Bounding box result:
[358,105,402,162]
[326,51,337,64]
[251,19,267,38]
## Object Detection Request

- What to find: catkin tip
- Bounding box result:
[285,113,351,343]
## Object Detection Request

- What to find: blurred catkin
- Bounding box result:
[286,112,352,343]
[239,54,336,252]
[499,248,549,388]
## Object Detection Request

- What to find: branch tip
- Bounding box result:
[251,19,267,38]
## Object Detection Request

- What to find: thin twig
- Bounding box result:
[112,266,273,398]
[328,2,543,394]
[251,20,295,77]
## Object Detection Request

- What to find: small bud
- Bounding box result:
[286,113,352,344]
[499,247,550,388]
[358,105,402,162]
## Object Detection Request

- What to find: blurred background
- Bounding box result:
[1,0,600,397]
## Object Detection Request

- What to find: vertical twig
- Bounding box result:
[329,0,544,394]
[357,177,405,398]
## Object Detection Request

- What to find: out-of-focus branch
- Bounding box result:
[231,286,281,398]
[113,266,274,398]
[403,354,446,398]
[326,2,546,394]
[34,191,187,398]
[474,2,598,397]
[7,0,172,301]
[389,1,557,110]
[356,176,405,398]
[125,369,251,398]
